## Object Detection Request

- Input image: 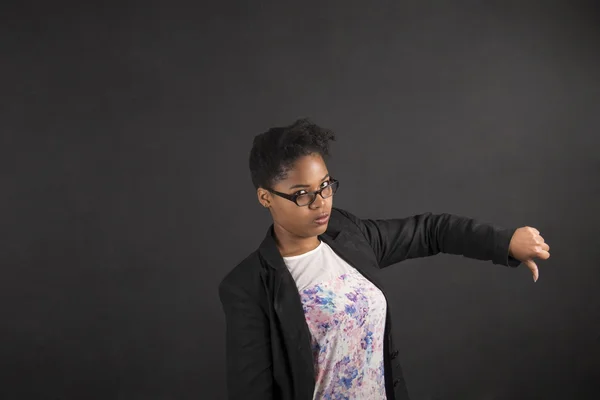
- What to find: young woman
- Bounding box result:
[218,119,550,400]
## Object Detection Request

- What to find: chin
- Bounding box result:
[315,223,329,232]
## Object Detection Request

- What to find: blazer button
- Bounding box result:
[393,378,400,387]
[390,350,399,359]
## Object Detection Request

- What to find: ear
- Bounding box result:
[257,188,271,208]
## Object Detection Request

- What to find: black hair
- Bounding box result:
[249,118,336,190]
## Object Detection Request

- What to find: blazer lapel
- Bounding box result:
[259,226,316,388]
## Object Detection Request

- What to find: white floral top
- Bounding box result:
[283,240,388,399]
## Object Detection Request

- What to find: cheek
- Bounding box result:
[289,208,311,225]
[274,203,304,224]
[284,208,314,231]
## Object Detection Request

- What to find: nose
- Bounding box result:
[310,192,327,209]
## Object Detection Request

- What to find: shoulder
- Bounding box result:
[328,207,368,236]
[219,250,261,291]
[218,250,266,303]
[330,207,360,223]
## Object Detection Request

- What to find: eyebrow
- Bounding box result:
[289,173,330,190]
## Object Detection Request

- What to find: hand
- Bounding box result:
[508,227,550,282]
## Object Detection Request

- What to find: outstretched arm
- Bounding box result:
[335,208,550,281]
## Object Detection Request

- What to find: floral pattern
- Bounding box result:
[300,268,387,399]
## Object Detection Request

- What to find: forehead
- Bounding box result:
[283,154,328,181]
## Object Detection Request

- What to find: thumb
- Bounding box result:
[523,259,539,282]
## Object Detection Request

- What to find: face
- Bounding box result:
[258,153,334,238]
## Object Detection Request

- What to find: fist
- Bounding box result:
[509,226,550,282]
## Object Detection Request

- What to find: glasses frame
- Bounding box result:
[266,178,339,207]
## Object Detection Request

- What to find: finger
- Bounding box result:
[524,259,539,282]
[529,227,540,235]
[538,235,546,244]
[536,248,550,259]
[540,242,550,252]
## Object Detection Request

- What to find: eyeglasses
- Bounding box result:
[266,178,339,207]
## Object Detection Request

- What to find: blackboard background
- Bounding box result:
[2,1,599,399]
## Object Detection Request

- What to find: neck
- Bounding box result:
[273,223,320,257]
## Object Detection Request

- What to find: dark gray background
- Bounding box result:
[2,0,599,399]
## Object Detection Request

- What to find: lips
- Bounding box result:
[314,213,330,222]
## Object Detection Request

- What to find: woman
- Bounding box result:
[218,119,550,400]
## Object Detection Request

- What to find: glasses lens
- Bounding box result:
[324,180,339,197]
[295,181,339,206]
[296,193,316,206]
[321,185,333,198]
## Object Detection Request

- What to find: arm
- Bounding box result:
[335,208,521,269]
[218,279,273,400]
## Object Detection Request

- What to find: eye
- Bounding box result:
[294,181,330,196]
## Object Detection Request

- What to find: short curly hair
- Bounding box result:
[249,118,336,190]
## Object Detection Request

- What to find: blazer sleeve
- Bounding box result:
[218,278,273,400]
[335,207,522,269]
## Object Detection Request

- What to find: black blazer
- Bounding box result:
[218,207,521,400]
